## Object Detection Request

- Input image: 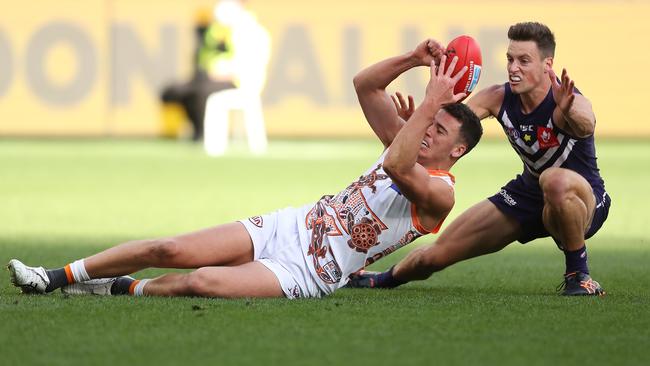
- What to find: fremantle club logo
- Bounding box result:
[537,126,560,149]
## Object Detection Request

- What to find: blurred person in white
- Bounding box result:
[203,0,271,156]
[161,7,236,141]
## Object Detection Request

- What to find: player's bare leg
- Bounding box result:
[349,200,521,288]
[393,200,522,281]
[539,167,596,250]
[538,167,603,295]
[84,222,254,277]
[141,262,283,298]
[8,222,255,294]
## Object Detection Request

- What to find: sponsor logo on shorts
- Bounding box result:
[499,189,517,206]
[596,191,608,209]
[287,285,301,299]
[248,216,263,228]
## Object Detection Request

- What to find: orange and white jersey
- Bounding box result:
[295,151,455,295]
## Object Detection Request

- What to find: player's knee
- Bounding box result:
[185,268,231,298]
[185,268,217,297]
[145,238,182,264]
[540,168,574,205]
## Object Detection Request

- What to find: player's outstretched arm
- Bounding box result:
[382,56,466,223]
[549,68,596,138]
[348,57,467,290]
[354,39,444,148]
[466,84,505,120]
[349,57,471,290]
[347,245,436,288]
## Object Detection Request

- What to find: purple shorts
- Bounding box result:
[487,174,611,244]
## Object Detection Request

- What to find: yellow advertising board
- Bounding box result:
[0,0,647,137]
[0,1,108,135]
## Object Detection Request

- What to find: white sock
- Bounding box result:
[133,279,150,296]
[68,259,90,283]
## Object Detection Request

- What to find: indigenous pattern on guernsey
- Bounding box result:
[305,164,389,284]
[365,229,420,267]
[496,83,604,187]
[301,151,455,294]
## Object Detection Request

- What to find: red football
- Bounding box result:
[444,35,482,99]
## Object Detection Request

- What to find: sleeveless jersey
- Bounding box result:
[294,151,454,295]
[496,83,604,187]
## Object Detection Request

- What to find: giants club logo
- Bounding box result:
[248,216,263,228]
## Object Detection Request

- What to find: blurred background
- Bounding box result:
[1,3,649,364]
[1,0,648,139]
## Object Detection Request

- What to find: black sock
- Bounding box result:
[45,268,69,292]
[376,266,407,288]
[110,277,136,295]
[564,245,589,275]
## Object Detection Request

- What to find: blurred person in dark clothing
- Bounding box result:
[161,6,236,141]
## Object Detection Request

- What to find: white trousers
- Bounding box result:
[203,88,268,156]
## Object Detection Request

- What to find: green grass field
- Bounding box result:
[1,138,648,366]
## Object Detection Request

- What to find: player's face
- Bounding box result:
[418,109,466,163]
[506,40,552,94]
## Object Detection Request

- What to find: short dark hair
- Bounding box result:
[442,103,482,157]
[507,22,555,58]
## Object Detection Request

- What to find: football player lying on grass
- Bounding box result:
[9,41,481,299]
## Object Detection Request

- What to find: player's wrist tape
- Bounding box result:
[376,265,407,288]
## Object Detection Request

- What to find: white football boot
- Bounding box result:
[61,276,133,296]
[7,259,50,294]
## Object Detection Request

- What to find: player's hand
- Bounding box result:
[412,39,446,67]
[425,55,468,105]
[391,92,415,120]
[549,68,576,116]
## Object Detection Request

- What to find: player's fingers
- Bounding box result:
[560,69,567,86]
[566,79,575,93]
[434,57,444,77]
[453,93,467,103]
[452,65,468,83]
[407,95,415,112]
[394,91,403,106]
[560,75,571,94]
[432,48,445,64]
[396,92,407,108]
[427,39,435,53]
[566,80,575,97]
[446,56,459,77]
[391,95,400,110]
[429,40,444,54]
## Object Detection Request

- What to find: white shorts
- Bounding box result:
[239,207,323,299]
